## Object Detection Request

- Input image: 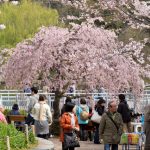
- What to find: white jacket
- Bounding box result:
[32,101,52,123]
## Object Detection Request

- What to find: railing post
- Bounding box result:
[6,136,10,150]
[31,125,36,136]
[25,124,29,144]
[11,121,15,126]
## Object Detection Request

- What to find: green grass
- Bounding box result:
[0,123,36,150]
[0,0,59,49]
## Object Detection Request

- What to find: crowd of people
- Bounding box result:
[59,94,150,150]
[0,87,150,150]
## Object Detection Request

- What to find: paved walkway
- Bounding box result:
[33,137,144,150]
[32,137,54,150]
[50,137,104,150]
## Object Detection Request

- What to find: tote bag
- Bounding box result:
[91,110,101,124]
[64,132,80,149]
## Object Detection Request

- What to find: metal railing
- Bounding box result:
[0,92,55,110]
[0,90,150,112]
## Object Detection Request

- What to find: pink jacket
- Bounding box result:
[0,111,7,124]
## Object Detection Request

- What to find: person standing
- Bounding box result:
[61,97,72,116]
[26,86,39,125]
[144,104,150,150]
[0,105,7,124]
[117,94,131,133]
[24,83,31,94]
[60,102,79,150]
[76,98,89,141]
[32,95,52,139]
[99,101,123,150]
[93,98,105,144]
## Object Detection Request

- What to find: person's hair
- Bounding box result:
[80,98,86,104]
[12,104,19,110]
[97,97,105,105]
[108,100,115,108]
[39,95,46,101]
[31,87,38,94]
[65,97,72,104]
[118,94,125,101]
[65,102,75,112]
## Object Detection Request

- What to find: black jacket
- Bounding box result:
[117,100,131,123]
[93,106,105,126]
[95,106,105,116]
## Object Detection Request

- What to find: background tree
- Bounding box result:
[3,25,145,133]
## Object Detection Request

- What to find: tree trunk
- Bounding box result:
[51,89,63,135]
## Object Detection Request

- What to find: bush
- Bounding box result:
[0,0,59,48]
[4,108,27,116]
[0,123,36,149]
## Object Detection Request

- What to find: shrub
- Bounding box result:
[0,123,36,149]
[4,108,27,116]
[0,0,59,48]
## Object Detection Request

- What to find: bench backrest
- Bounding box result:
[7,115,26,122]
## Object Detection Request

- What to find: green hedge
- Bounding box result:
[0,123,36,150]
[0,0,59,48]
[4,108,27,116]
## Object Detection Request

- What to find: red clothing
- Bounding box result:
[59,112,79,142]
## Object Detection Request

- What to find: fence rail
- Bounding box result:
[0,91,150,112]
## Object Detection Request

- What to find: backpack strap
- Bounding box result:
[106,112,119,131]
[76,106,82,116]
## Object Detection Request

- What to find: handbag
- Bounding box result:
[64,131,80,149]
[91,110,101,124]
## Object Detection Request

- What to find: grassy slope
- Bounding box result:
[0,0,59,49]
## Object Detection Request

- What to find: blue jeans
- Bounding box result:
[104,144,118,150]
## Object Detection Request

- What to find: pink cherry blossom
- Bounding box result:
[3,25,144,95]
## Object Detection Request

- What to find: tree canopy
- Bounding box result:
[4,25,144,95]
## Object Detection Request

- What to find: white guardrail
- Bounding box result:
[0,90,149,112]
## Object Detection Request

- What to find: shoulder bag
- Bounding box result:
[64,131,80,149]
[91,110,102,124]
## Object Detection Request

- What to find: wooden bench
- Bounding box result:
[7,115,26,131]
